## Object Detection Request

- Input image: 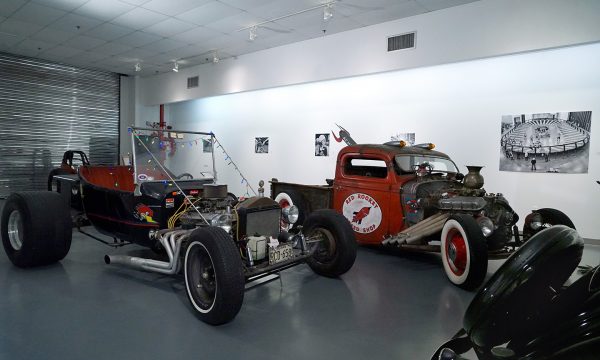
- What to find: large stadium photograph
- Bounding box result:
[500,111,592,173]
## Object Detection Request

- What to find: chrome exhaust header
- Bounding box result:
[104,230,189,275]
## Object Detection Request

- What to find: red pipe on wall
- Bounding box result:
[159,104,165,129]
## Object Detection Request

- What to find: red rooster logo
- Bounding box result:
[352,207,371,224]
[134,204,156,223]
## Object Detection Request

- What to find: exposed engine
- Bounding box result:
[177,193,288,266]
[401,177,519,250]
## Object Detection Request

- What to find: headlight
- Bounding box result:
[282,205,299,224]
[529,213,543,230]
[211,213,233,232]
[477,216,495,237]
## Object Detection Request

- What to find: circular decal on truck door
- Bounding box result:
[342,193,382,234]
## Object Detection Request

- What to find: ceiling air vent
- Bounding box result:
[187,76,199,89]
[387,32,415,52]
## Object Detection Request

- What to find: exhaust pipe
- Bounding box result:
[104,230,188,275]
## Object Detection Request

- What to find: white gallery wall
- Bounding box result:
[138,42,600,239]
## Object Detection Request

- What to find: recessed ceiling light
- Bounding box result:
[249,26,257,41]
[212,52,219,64]
[172,61,179,72]
[134,63,141,72]
[323,4,333,21]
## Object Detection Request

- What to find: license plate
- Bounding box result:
[269,243,294,265]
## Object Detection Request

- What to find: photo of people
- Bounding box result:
[255,137,269,153]
[315,133,330,156]
[499,111,592,173]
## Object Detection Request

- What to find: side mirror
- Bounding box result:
[455,173,464,181]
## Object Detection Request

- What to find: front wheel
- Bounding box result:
[303,209,357,277]
[522,208,575,242]
[440,214,488,290]
[184,227,244,325]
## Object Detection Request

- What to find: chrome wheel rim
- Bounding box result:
[7,210,24,251]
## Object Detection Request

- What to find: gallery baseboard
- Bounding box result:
[585,238,600,246]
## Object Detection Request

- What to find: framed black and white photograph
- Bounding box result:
[315,133,330,156]
[499,111,592,173]
[255,137,269,153]
[202,139,213,153]
[391,132,415,145]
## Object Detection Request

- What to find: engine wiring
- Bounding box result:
[168,197,201,229]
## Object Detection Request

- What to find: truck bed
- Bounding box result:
[270,179,333,212]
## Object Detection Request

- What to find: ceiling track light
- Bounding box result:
[323,4,334,21]
[172,61,179,72]
[236,1,337,33]
[134,62,141,72]
[249,26,258,41]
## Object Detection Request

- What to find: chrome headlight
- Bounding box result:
[282,205,299,224]
[211,213,233,232]
[477,216,495,237]
[529,213,543,230]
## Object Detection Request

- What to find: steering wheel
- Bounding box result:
[175,173,194,180]
[414,162,433,176]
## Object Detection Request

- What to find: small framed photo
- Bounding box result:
[255,137,269,153]
[315,133,330,156]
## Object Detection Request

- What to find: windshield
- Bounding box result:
[394,155,459,174]
[131,128,215,184]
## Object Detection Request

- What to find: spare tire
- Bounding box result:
[274,190,309,230]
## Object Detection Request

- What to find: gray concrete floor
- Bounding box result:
[1,215,598,360]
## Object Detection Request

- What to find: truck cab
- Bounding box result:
[332,143,459,245]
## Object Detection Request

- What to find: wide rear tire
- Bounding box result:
[303,209,357,277]
[184,227,244,325]
[440,214,488,291]
[1,191,72,267]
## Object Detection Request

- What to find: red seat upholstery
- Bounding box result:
[79,166,135,192]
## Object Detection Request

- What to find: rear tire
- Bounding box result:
[274,190,309,230]
[1,191,72,267]
[303,209,357,277]
[441,214,488,290]
[184,227,244,325]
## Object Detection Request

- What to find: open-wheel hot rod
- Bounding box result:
[1,127,357,325]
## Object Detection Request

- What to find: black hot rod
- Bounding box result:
[1,127,357,325]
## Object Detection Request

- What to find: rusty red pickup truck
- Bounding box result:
[271,141,575,290]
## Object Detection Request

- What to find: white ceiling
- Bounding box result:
[0,0,479,76]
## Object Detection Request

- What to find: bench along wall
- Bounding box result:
[152,42,600,240]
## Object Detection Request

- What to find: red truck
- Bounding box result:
[271,141,575,290]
